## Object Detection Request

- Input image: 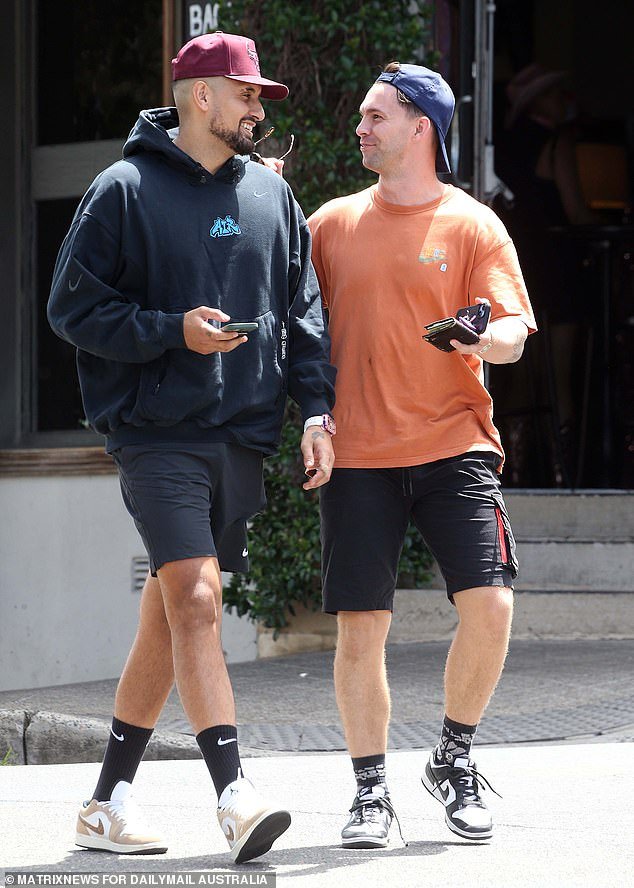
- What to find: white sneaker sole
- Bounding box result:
[231,809,291,864]
[341,835,389,849]
[443,817,493,841]
[421,772,493,841]
[75,833,168,854]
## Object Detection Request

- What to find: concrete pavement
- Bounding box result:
[2,638,634,886]
[1,744,632,887]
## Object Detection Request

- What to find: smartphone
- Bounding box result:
[422,302,491,353]
[220,322,259,334]
[456,302,491,334]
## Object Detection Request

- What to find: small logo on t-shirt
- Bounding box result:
[210,216,242,237]
[419,247,447,265]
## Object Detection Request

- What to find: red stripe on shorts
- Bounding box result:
[495,507,509,564]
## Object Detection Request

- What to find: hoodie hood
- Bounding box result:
[122,106,246,184]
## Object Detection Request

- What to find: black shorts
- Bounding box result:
[320,452,518,613]
[113,443,266,575]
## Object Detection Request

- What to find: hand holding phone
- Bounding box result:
[220,322,259,334]
[422,302,491,353]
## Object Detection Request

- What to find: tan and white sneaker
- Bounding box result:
[217,777,291,864]
[75,780,167,854]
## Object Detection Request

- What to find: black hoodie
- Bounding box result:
[48,108,336,454]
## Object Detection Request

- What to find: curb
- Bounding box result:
[0,708,200,766]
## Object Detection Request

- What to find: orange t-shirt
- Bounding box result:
[308,184,536,468]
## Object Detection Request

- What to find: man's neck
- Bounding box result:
[376,169,446,206]
[173,131,233,175]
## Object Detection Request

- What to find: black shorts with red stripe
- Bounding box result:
[319,451,518,612]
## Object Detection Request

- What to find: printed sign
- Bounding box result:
[184,2,219,40]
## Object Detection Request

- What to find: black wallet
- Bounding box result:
[422,303,491,353]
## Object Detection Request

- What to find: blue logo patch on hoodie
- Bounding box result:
[210,215,242,238]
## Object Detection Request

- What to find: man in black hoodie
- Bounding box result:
[48,32,336,864]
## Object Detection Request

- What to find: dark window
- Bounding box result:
[33,0,162,434]
[37,0,163,145]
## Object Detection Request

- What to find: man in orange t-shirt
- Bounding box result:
[308,62,536,848]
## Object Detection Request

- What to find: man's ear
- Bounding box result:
[192,80,210,112]
[414,116,431,136]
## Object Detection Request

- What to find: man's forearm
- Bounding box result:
[479,318,528,364]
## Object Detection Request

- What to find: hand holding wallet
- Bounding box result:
[422,302,491,353]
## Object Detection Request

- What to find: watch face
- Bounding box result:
[323,414,336,435]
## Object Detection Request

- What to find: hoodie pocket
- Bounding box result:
[136,309,283,426]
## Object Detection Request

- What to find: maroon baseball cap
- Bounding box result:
[172,32,289,101]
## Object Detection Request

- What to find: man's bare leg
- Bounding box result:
[92,556,232,807]
[90,573,175,804]
[334,610,392,756]
[334,610,394,848]
[158,555,290,862]
[422,585,513,841]
[115,573,175,727]
[157,555,234,733]
[445,586,514,726]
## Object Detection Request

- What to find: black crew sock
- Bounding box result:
[352,754,388,795]
[93,717,154,801]
[435,714,477,765]
[196,724,242,798]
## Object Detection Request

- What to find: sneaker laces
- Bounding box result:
[450,762,502,803]
[101,795,149,833]
[218,779,263,818]
[350,789,408,846]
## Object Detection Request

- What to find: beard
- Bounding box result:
[208,119,255,155]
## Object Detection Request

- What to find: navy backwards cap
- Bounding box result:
[376,64,455,172]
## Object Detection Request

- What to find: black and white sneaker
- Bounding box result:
[421,751,501,841]
[341,785,396,849]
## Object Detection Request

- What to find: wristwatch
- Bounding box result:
[304,414,337,435]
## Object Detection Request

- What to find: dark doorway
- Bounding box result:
[33,0,163,434]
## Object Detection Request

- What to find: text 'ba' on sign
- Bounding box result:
[185,2,219,40]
